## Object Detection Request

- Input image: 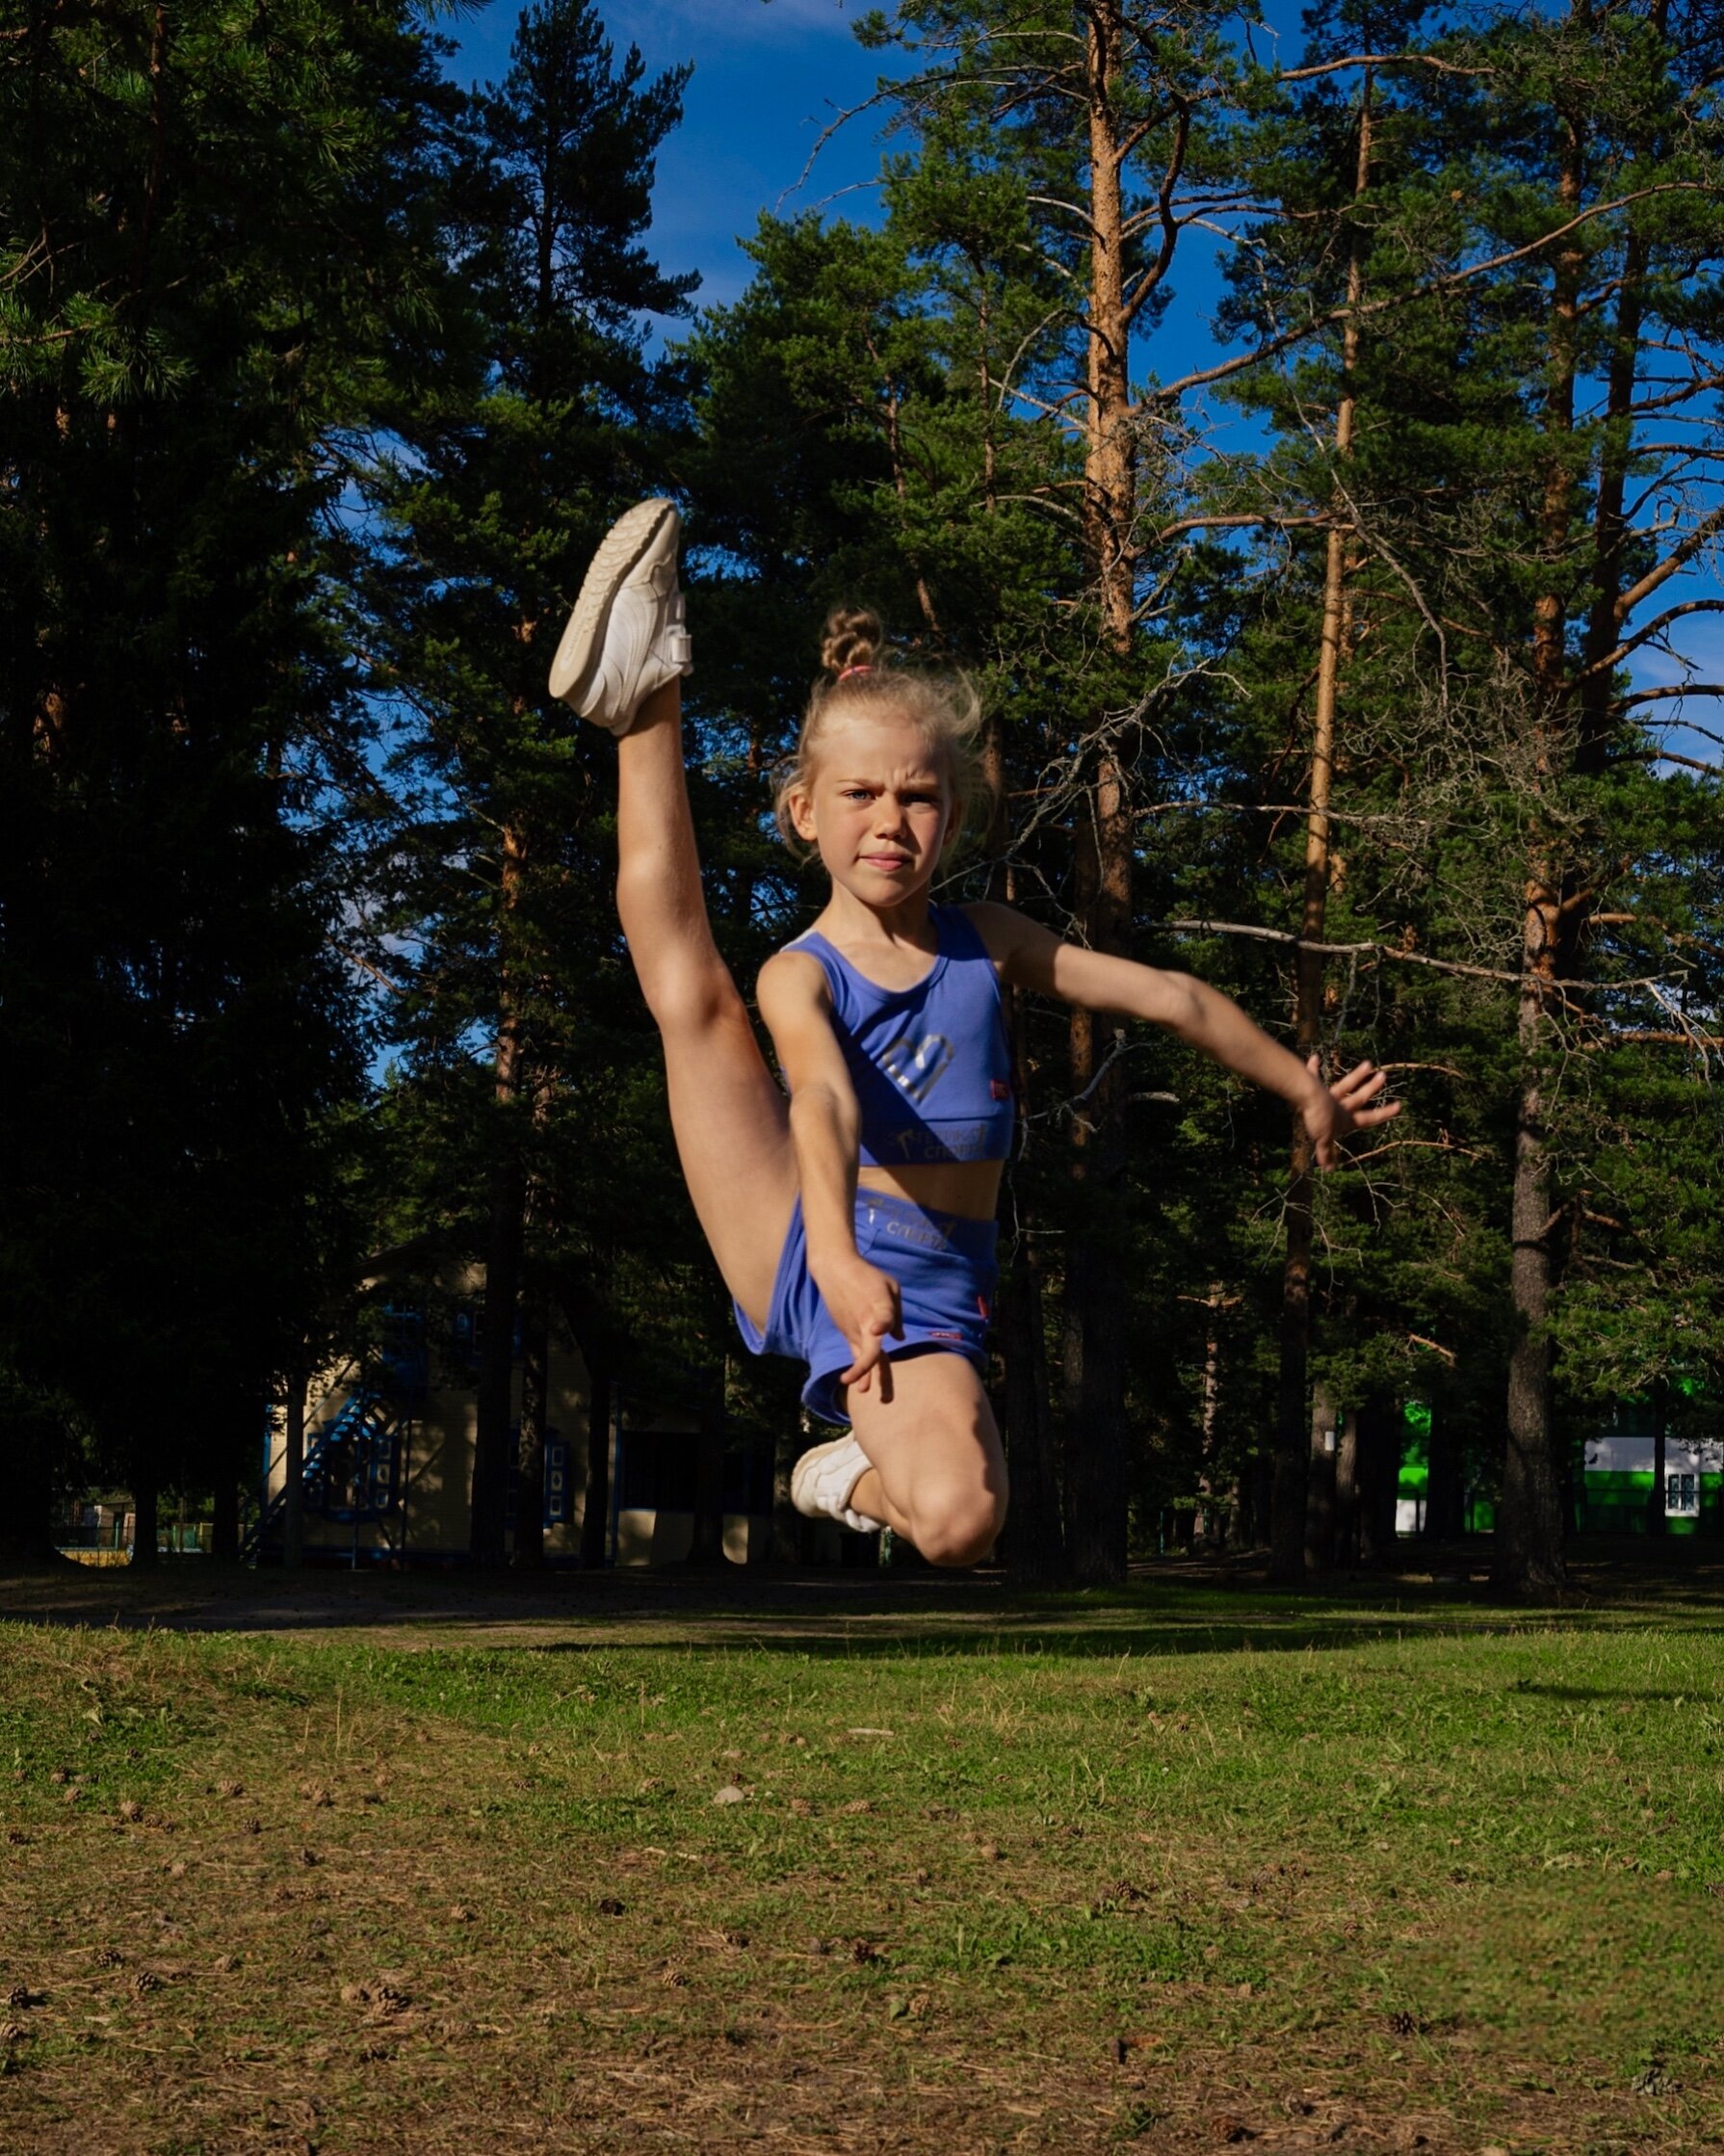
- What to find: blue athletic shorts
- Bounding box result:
[734,1189,999,1426]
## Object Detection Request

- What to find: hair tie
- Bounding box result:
[837,664,873,682]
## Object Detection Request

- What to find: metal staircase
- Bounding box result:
[240,1385,402,1561]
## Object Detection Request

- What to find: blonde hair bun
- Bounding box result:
[772,607,990,858]
[819,606,882,679]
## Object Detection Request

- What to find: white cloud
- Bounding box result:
[609,0,870,59]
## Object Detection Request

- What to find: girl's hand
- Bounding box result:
[1302,1055,1400,1170]
[811,1250,904,1393]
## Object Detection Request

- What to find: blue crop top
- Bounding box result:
[785,905,1015,1168]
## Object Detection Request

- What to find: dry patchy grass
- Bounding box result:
[2,1584,1722,2154]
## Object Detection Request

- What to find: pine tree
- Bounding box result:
[362,0,699,1564]
[0,0,453,1559]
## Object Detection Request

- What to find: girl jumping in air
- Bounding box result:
[550,500,1398,1567]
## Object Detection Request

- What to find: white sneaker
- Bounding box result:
[791,1434,880,1534]
[548,498,692,734]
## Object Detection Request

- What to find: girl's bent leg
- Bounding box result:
[616,679,797,1328]
[844,1352,1008,1568]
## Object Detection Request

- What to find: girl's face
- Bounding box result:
[788,711,956,910]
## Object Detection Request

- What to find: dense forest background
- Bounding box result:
[4,0,1720,1589]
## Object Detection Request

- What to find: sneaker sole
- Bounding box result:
[548,497,679,716]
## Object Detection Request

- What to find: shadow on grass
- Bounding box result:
[3,1552,1720,1661]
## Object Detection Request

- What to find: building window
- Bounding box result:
[509,1429,570,1530]
[544,1438,571,1526]
[1666,1472,1699,1518]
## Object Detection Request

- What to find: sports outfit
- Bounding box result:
[549,499,1004,1529]
[734,904,1014,1423]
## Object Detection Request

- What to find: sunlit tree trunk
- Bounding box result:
[985,717,1066,1585]
[1272,78,1372,1583]
[1063,0,1139,1586]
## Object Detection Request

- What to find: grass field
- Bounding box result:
[2,1564,1722,2154]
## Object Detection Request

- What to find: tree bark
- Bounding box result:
[1498,73,1586,1593]
[688,1382,727,1567]
[771,1426,803,1566]
[512,1297,549,1568]
[1355,1397,1399,1566]
[1060,0,1139,1588]
[473,822,530,1567]
[0,1405,59,1564]
[1273,78,1372,1585]
[1305,1380,1338,1572]
[562,1280,614,1570]
[211,1472,238,1563]
[1194,1287,1225,1550]
[1424,1396,1460,1542]
[1001,1229,1064,1583]
[282,1370,305,1570]
[1649,1381,1668,1540]
[1334,1404,1359,1565]
[982,725,1067,1587]
[131,1472,159,1570]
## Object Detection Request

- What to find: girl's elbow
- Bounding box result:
[790,1083,856,1140]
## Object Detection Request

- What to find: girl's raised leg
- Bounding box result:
[614,676,797,1329]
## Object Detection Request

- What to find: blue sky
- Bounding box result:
[445,2,1720,755]
[449,0,1309,341]
[450,0,918,318]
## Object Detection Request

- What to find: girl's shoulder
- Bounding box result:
[949,899,1033,968]
[760,936,836,990]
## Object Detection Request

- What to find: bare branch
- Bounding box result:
[1147,184,1712,408]
[1616,683,1724,707]
[1612,502,1724,623]
[1158,918,1685,992]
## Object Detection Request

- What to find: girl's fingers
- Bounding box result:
[842,1306,899,1388]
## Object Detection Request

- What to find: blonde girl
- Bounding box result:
[550,500,1397,1566]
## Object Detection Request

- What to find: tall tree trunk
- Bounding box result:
[562,1281,614,1570]
[1335,1405,1359,1565]
[688,1380,727,1568]
[0,1405,59,1564]
[512,1294,549,1569]
[211,1472,238,1563]
[984,719,1066,1586]
[1273,79,1372,1585]
[1062,2,1138,1585]
[1424,1395,1460,1542]
[1355,1396,1399,1566]
[1498,75,1586,1593]
[282,1368,305,1570]
[1001,1232,1063,1583]
[1649,1380,1668,1540]
[772,1426,803,1566]
[473,822,530,1566]
[131,1470,159,1570]
[1305,1379,1338,1572]
[1194,1286,1225,1548]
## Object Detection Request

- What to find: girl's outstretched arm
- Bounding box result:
[756,952,903,1388]
[968,903,1399,1170]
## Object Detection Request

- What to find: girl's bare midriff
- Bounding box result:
[857,1159,1003,1221]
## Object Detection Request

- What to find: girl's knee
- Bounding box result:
[913,1486,1006,1569]
[631,941,745,1038]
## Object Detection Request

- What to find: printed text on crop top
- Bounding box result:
[783,905,1015,1168]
